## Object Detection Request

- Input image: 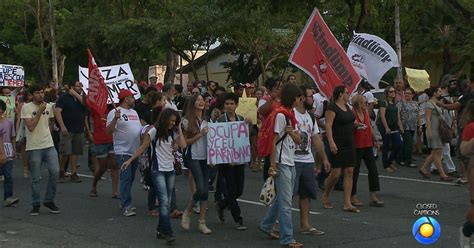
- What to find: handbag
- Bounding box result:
[432,102,453,143]
[259,176,276,206]
[173,150,183,175]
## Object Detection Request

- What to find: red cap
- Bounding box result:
[118,89,134,100]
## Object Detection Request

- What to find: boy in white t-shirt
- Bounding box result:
[106,89,142,217]
[260,83,303,247]
[21,85,61,216]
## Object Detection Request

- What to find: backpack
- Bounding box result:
[256,107,296,158]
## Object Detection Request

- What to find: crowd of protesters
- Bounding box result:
[0,73,473,247]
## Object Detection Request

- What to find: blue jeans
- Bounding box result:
[188,159,209,202]
[378,127,402,168]
[0,160,13,200]
[260,163,296,245]
[152,170,175,235]
[28,147,59,206]
[116,154,138,209]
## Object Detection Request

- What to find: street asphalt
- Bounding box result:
[0,151,469,248]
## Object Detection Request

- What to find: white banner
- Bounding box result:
[79,63,140,103]
[0,64,24,87]
[347,33,399,89]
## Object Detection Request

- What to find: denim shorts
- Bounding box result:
[293,162,317,199]
[94,143,114,159]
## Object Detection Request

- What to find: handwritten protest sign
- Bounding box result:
[405,67,430,92]
[207,121,251,165]
[0,96,15,121]
[79,63,141,103]
[236,97,257,124]
[0,64,24,87]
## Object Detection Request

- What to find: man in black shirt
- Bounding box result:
[54,81,86,183]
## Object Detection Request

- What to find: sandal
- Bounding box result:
[301,227,325,235]
[369,201,385,207]
[440,176,454,182]
[259,226,280,240]
[385,167,395,173]
[418,170,430,178]
[351,201,364,207]
[343,207,360,213]
[112,194,120,199]
[322,201,333,209]
[284,241,304,248]
[171,210,183,218]
[89,190,98,197]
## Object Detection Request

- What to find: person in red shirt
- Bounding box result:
[88,105,118,198]
[351,95,383,207]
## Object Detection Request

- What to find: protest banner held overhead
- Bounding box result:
[0,64,24,87]
[289,8,361,98]
[207,121,251,165]
[79,63,141,103]
[236,90,257,124]
[347,32,399,89]
[85,49,110,115]
[405,67,430,92]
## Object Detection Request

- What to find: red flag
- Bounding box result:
[86,49,109,116]
[289,8,361,98]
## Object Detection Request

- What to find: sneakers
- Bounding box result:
[216,205,225,223]
[193,204,201,214]
[208,185,216,193]
[70,174,82,183]
[122,207,136,217]
[236,220,247,231]
[460,226,471,248]
[198,220,212,234]
[23,170,29,179]
[157,232,176,245]
[181,210,192,230]
[3,197,19,207]
[43,202,61,214]
[30,205,40,216]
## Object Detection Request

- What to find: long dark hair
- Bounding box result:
[332,85,346,102]
[183,94,205,137]
[154,108,180,145]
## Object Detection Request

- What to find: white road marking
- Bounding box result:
[359,173,456,186]
[237,199,322,215]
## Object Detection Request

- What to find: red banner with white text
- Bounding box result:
[86,49,109,116]
[289,8,361,98]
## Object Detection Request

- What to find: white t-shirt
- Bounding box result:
[21,102,55,151]
[182,117,207,160]
[148,127,177,172]
[294,109,319,163]
[274,113,296,166]
[164,99,178,111]
[312,93,326,110]
[314,94,328,133]
[106,107,142,156]
[258,99,266,109]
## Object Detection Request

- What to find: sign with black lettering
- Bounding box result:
[79,63,141,103]
[0,64,24,87]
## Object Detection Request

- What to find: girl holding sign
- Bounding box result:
[180,94,212,235]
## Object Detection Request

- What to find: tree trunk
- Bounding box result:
[58,54,66,85]
[443,47,452,74]
[49,0,58,86]
[355,0,369,31]
[394,0,403,79]
[34,0,49,83]
[164,51,178,84]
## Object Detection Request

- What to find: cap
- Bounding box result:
[118,89,134,100]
